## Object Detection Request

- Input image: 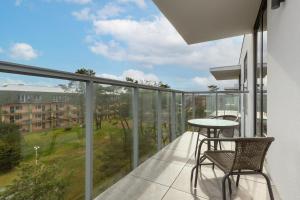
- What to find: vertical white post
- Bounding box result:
[192,93,196,118]
[132,87,139,168]
[181,93,186,134]
[171,92,176,141]
[156,90,162,150]
[85,81,94,200]
[215,92,218,116]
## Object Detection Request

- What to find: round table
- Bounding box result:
[188,118,239,156]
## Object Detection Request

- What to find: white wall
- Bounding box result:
[239,34,254,137]
[268,0,300,199]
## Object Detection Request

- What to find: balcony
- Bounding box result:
[96,132,280,200]
[0,61,274,200]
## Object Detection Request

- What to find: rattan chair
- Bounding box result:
[216,115,239,149]
[191,137,275,200]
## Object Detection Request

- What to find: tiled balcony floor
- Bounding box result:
[95,132,281,200]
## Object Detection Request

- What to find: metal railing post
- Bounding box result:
[192,93,195,118]
[215,92,218,116]
[171,92,176,141]
[132,87,139,168]
[181,93,186,134]
[85,80,94,200]
[156,90,162,150]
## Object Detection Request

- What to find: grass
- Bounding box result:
[0,119,159,200]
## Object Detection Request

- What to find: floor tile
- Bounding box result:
[131,158,184,186]
[162,188,203,200]
[95,175,168,200]
[152,148,192,165]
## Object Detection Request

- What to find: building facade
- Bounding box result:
[0,84,83,133]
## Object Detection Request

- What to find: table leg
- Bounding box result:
[213,128,218,150]
[194,128,201,158]
[207,128,211,150]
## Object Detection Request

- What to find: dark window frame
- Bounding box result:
[253,0,267,136]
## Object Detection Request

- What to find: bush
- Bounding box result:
[0,162,71,200]
[0,123,21,172]
[64,127,72,132]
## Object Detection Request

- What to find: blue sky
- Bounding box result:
[0,0,243,90]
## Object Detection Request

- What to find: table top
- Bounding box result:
[187,118,239,128]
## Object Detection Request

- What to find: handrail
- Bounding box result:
[0,60,248,94]
[0,61,183,93]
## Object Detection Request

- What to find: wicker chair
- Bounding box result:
[191,137,275,200]
[216,115,239,149]
[196,115,239,155]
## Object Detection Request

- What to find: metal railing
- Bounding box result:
[0,61,248,200]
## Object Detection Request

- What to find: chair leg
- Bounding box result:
[260,172,275,200]
[236,174,240,187]
[228,177,232,195]
[222,174,230,200]
[194,132,200,158]
[219,141,222,150]
[191,165,196,183]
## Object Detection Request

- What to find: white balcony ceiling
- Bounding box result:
[153,0,262,44]
[210,65,241,80]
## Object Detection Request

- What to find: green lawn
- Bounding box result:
[0,119,159,200]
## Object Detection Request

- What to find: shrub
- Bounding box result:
[64,127,72,132]
[0,123,21,172]
[0,162,71,200]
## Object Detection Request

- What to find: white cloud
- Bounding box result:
[0,77,26,86]
[118,0,146,8]
[72,4,123,21]
[0,47,3,54]
[192,75,237,90]
[89,16,242,70]
[72,8,92,21]
[97,4,123,19]
[10,43,38,60]
[99,73,121,80]
[65,0,91,4]
[15,0,22,6]
[122,69,159,82]
[98,69,159,83]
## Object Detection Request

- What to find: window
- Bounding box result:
[34,95,42,101]
[35,114,42,118]
[10,106,15,113]
[36,105,42,110]
[15,114,22,120]
[18,94,26,103]
[36,121,42,127]
[10,116,14,123]
[15,105,22,111]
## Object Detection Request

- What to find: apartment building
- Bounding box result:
[0,84,83,133]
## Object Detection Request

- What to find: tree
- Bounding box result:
[75,68,96,76]
[208,84,219,91]
[0,123,21,172]
[0,162,71,200]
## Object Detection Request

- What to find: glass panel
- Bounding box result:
[206,93,216,117]
[139,89,157,163]
[195,94,208,118]
[93,84,132,197]
[217,93,240,116]
[184,94,193,130]
[176,93,182,136]
[0,73,85,200]
[161,92,171,146]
